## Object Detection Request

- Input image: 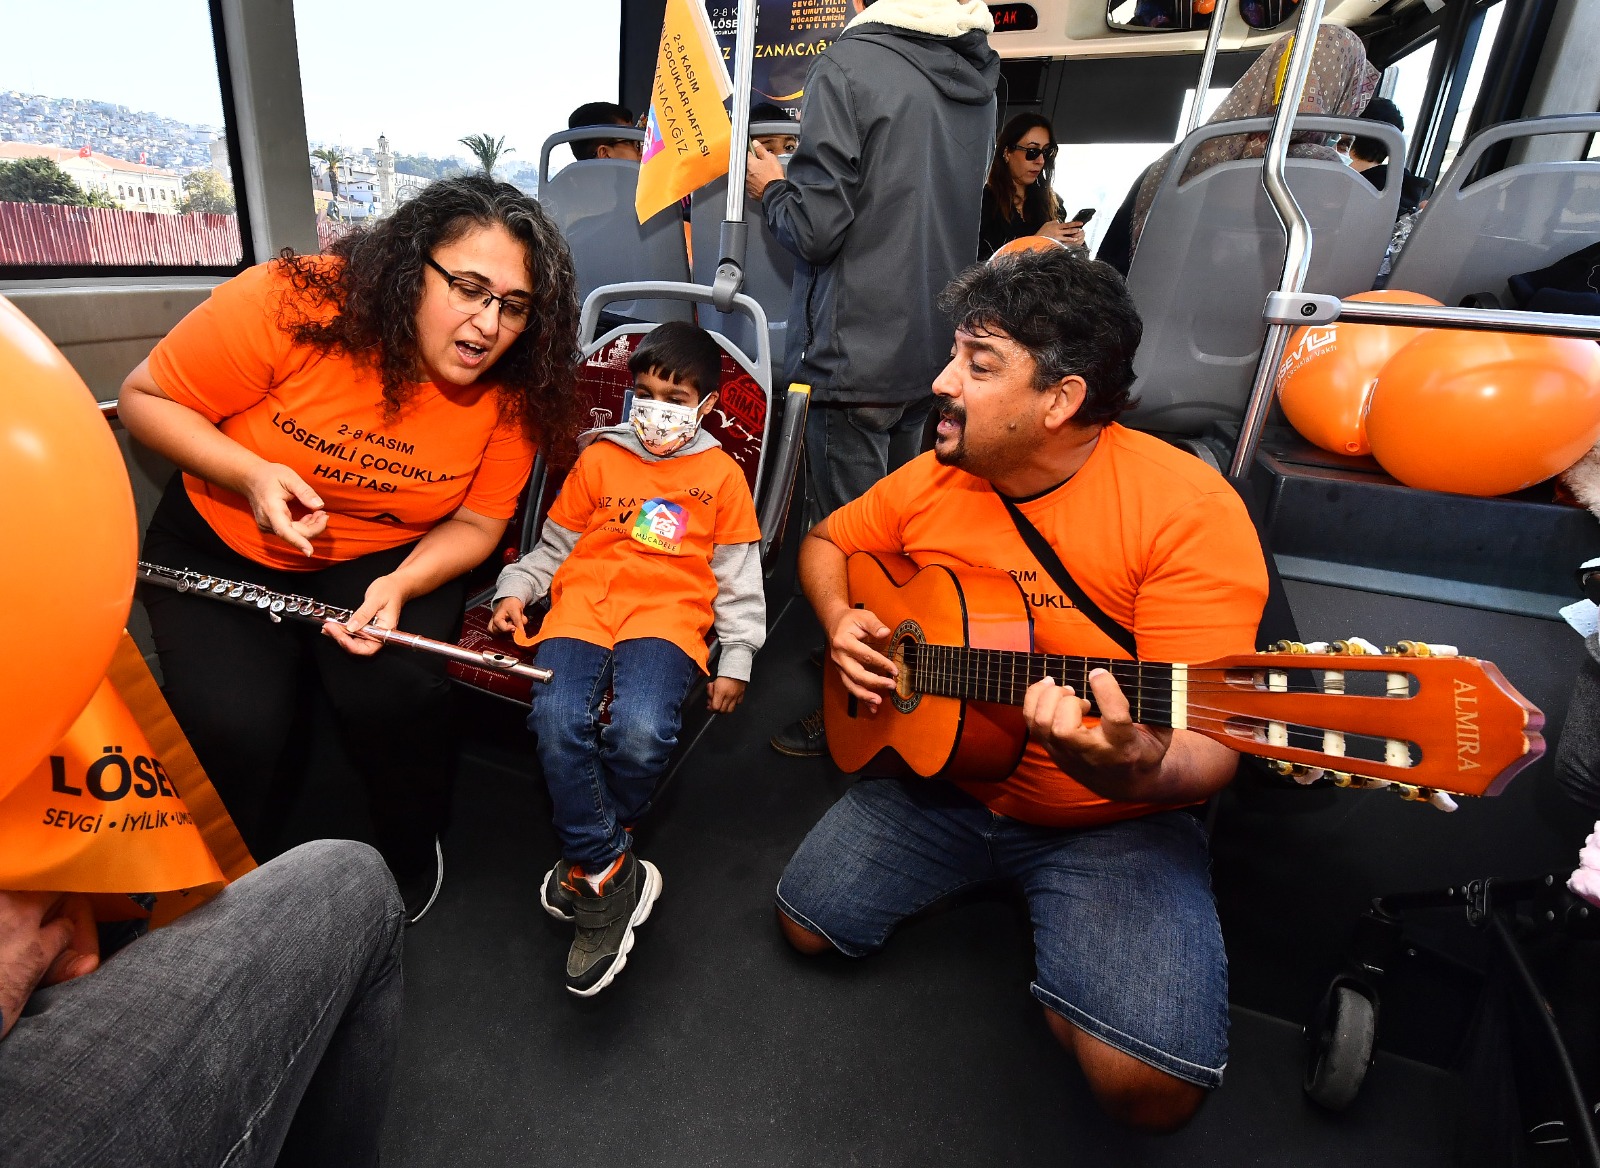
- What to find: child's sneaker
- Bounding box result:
[540,861,576,922]
[561,851,662,997]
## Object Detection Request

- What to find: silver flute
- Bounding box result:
[137,561,552,685]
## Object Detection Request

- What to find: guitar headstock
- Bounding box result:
[1193,638,1545,806]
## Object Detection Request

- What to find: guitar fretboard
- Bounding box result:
[902,643,1181,729]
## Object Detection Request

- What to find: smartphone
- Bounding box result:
[1069,207,1097,225]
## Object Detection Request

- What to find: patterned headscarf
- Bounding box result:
[1128,25,1380,254]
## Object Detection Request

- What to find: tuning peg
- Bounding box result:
[1331,636,1383,656]
[1424,789,1460,812]
[1303,641,1331,654]
[1270,760,1325,785]
[1270,639,1307,654]
[1385,640,1460,658]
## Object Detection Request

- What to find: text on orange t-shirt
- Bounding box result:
[536,437,761,672]
[146,259,536,572]
[826,425,1269,828]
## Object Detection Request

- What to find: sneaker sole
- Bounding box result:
[566,860,662,998]
[539,867,575,923]
[769,737,826,758]
[406,838,445,927]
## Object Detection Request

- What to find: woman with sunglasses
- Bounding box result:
[978,114,1085,260]
[118,174,581,922]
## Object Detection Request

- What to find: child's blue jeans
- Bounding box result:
[527,636,702,871]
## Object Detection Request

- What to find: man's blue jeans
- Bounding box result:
[528,637,702,871]
[0,840,404,1167]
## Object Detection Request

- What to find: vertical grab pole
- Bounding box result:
[1186,0,1230,137]
[714,0,760,311]
[1228,0,1328,478]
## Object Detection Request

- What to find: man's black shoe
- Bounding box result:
[770,707,826,757]
[397,837,444,926]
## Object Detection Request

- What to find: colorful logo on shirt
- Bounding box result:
[631,498,688,553]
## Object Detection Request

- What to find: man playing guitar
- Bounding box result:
[776,250,1269,1132]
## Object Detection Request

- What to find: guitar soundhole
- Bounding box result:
[890,620,924,715]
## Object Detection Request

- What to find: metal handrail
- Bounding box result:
[1185,0,1230,137]
[714,0,760,312]
[1229,0,1330,477]
[1264,292,1600,339]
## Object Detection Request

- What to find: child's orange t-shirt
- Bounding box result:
[536,438,761,672]
[827,425,1269,828]
[146,259,536,572]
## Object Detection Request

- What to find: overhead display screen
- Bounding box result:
[989,3,1040,31]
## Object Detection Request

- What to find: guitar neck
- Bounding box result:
[903,643,1180,729]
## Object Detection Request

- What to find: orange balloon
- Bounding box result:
[1366,329,1600,496]
[0,295,137,798]
[990,235,1070,261]
[1276,290,1442,455]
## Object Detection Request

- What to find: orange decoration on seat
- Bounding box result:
[990,235,1071,261]
[1275,289,1441,456]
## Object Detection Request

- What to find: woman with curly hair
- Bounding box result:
[119,174,581,922]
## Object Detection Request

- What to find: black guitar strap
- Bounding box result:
[998,494,1139,659]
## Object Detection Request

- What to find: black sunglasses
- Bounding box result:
[1007,143,1057,162]
[425,256,533,331]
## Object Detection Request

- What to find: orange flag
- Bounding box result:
[636,0,734,223]
[0,633,255,925]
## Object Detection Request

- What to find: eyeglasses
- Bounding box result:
[425,256,532,332]
[1007,143,1057,162]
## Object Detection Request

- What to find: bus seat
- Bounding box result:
[689,122,800,359]
[1122,116,1405,437]
[450,281,810,706]
[1387,114,1600,308]
[536,128,692,325]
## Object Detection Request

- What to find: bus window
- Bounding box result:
[0,0,244,271]
[1383,39,1435,150]
[1438,0,1505,175]
[1054,88,1227,254]
[292,0,621,229]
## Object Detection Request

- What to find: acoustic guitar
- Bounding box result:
[822,554,1545,806]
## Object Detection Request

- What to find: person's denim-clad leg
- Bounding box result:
[528,636,621,872]
[0,839,404,1168]
[803,396,936,527]
[600,637,701,829]
[1001,810,1231,1089]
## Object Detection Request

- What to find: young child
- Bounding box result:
[489,321,766,997]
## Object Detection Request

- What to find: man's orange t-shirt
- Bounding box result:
[146,259,537,572]
[536,438,761,672]
[827,424,1269,829]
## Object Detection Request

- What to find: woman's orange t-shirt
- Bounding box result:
[827,425,1269,829]
[146,259,536,572]
[536,438,762,672]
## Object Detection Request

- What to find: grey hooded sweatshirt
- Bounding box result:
[492,427,767,682]
[759,15,999,404]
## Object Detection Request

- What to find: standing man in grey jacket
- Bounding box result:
[747,0,999,756]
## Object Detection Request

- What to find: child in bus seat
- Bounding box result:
[488,321,765,997]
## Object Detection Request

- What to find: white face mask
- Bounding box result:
[629,396,707,456]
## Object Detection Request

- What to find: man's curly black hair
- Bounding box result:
[274,173,582,447]
[939,250,1142,427]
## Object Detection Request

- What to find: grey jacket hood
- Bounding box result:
[837,25,998,106]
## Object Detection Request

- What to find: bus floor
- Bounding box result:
[260,596,1483,1168]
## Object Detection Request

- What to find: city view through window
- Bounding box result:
[0,0,619,266]
[294,0,620,243]
[0,1,241,266]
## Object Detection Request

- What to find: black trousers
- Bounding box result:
[140,476,465,876]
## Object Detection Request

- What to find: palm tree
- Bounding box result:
[458,133,513,176]
[311,146,346,204]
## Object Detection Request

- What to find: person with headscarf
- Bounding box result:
[1125,24,1379,259]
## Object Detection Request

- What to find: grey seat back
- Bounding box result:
[1388,114,1600,307]
[1124,116,1404,435]
[690,123,798,358]
[537,128,691,324]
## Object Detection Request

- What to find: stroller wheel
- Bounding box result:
[1304,983,1377,1110]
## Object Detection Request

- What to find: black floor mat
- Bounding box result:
[380,601,1468,1167]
